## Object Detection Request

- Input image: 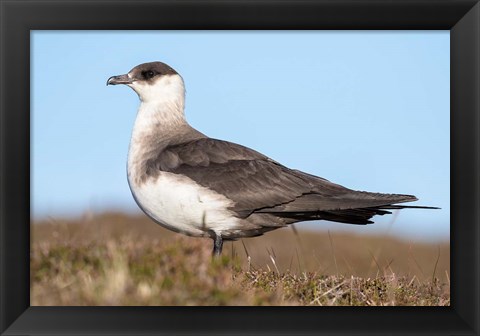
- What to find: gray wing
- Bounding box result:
[153,138,418,222]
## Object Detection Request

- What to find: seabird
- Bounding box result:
[107,61,435,256]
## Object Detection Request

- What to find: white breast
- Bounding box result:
[128,172,239,237]
[125,74,240,237]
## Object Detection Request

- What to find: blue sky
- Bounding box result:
[31,31,449,241]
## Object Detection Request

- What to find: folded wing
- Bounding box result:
[154,138,420,224]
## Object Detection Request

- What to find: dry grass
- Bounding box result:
[31,212,450,306]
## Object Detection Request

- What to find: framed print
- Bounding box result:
[1,0,479,335]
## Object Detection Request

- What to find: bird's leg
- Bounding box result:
[212,234,223,257]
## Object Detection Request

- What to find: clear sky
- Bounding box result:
[31,31,450,242]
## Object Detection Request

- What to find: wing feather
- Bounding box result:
[155,138,417,219]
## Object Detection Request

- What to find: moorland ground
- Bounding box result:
[31,212,450,306]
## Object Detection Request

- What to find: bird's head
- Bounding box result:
[107,61,184,104]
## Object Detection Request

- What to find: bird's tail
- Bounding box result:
[269,204,440,225]
[375,204,440,210]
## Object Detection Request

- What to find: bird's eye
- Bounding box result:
[143,70,155,79]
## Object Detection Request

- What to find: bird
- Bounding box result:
[107,61,436,257]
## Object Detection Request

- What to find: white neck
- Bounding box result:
[127,74,198,183]
[129,74,187,133]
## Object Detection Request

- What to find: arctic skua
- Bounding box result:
[107,61,436,256]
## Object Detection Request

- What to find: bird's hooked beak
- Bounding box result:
[106,74,134,86]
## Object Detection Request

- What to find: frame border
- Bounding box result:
[1,0,479,335]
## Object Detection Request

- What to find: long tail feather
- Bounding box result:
[374,205,440,210]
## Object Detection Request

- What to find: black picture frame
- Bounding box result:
[1,0,479,335]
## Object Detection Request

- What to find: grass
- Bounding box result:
[31,212,450,306]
